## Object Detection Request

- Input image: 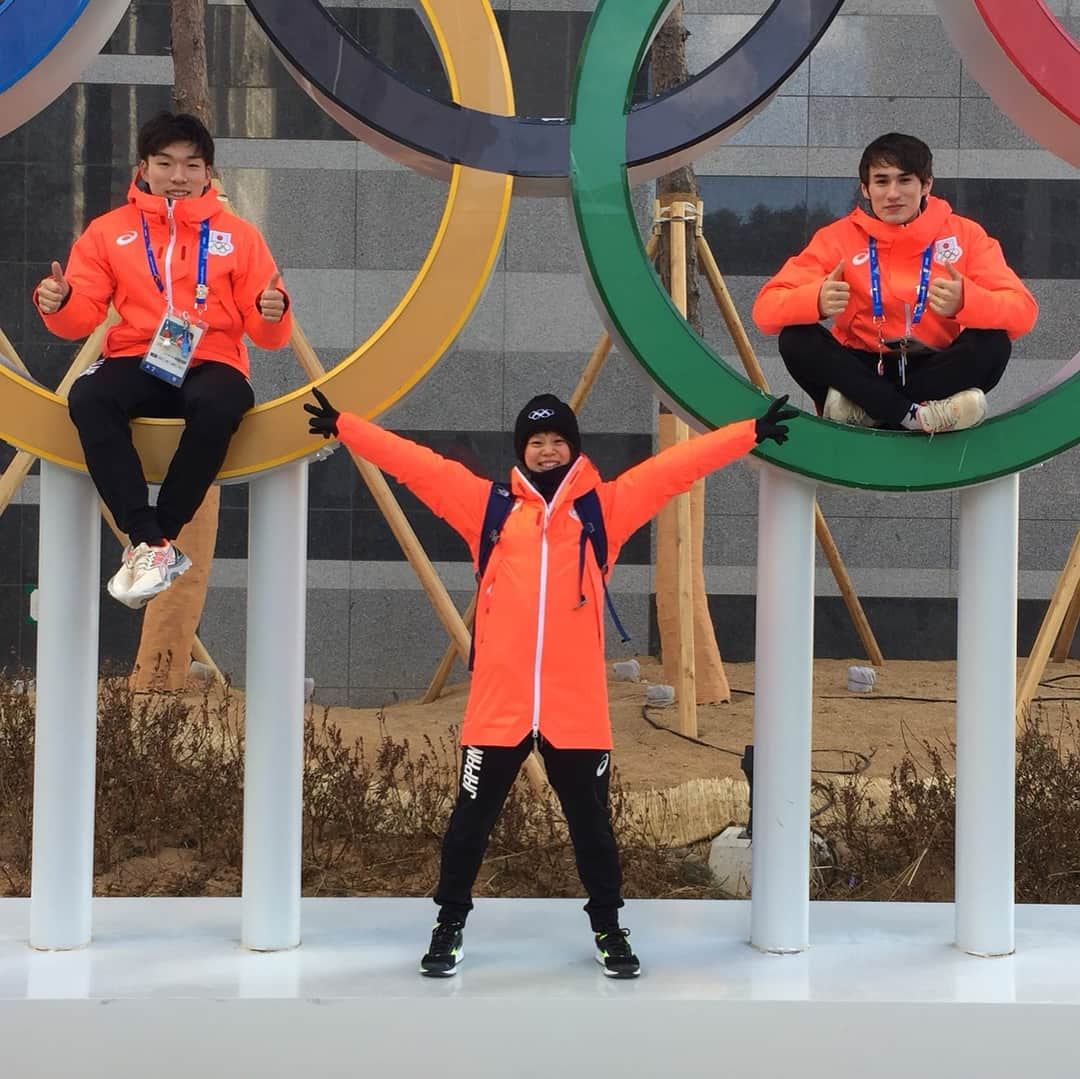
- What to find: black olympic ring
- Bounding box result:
[243,0,843,191]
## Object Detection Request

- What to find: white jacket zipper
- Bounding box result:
[523,458,582,737]
[163,199,177,310]
[531,500,551,736]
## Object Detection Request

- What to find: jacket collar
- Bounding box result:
[511,454,600,510]
[126,179,226,225]
[849,194,952,252]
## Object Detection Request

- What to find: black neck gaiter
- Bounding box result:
[526,461,574,503]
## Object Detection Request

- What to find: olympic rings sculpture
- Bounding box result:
[3,0,1079,492]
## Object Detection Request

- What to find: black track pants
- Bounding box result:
[434,733,623,931]
[67,356,254,545]
[778,324,1011,427]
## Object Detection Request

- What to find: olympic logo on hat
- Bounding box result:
[529,409,556,421]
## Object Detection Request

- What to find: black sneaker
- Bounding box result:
[594,928,640,978]
[420,921,464,977]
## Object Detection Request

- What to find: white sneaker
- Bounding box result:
[106,544,140,606]
[822,387,879,428]
[123,541,192,609]
[917,388,987,434]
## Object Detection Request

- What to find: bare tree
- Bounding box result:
[133,0,217,691]
[170,0,211,123]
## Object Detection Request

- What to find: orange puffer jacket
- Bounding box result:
[35,181,292,375]
[336,412,758,749]
[752,196,1037,351]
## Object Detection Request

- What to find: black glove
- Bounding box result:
[754,394,799,445]
[304,387,340,439]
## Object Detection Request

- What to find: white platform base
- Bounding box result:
[3,897,1080,1078]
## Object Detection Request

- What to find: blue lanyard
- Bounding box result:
[141,214,210,312]
[868,238,933,325]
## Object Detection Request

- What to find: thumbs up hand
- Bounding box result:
[36,260,70,315]
[928,262,964,318]
[817,260,850,319]
[257,271,286,323]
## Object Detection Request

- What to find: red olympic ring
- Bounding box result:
[938,0,1080,168]
[975,0,1080,125]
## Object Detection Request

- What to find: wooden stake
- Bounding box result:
[568,333,613,415]
[1019,528,1080,720]
[1052,574,1080,661]
[0,327,31,375]
[0,453,35,519]
[422,595,476,704]
[695,228,885,668]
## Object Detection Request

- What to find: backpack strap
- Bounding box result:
[573,490,631,644]
[470,483,516,670]
[476,483,515,583]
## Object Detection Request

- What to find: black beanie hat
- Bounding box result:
[513,394,581,463]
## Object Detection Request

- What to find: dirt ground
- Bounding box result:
[318,655,1080,791]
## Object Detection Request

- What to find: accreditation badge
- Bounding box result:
[140,309,207,387]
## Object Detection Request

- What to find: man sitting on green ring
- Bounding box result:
[753,132,1037,435]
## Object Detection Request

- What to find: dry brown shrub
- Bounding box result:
[12,670,1080,905]
[817,703,1080,903]
[0,672,717,901]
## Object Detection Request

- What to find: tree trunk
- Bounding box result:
[132,0,216,692]
[169,0,211,123]
[651,3,731,705]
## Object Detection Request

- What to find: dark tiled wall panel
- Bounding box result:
[700,177,1080,280]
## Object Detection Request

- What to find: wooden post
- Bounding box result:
[422,595,476,704]
[1052,572,1080,661]
[568,334,613,415]
[0,327,30,374]
[695,223,885,668]
[1018,528,1080,721]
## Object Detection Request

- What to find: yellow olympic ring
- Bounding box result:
[0,1,513,481]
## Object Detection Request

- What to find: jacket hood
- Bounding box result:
[126,179,227,225]
[849,194,953,252]
[511,453,600,509]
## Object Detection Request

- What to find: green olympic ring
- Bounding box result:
[570,0,1080,492]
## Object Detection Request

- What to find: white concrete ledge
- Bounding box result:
[2,897,1080,1077]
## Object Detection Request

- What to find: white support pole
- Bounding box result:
[955,474,1018,957]
[242,461,308,951]
[750,464,816,953]
[30,462,101,950]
